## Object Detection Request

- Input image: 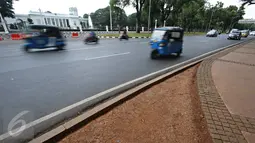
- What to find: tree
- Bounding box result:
[0,0,15,18]
[83,14,89,19]
[111,0,146,33]
[0,0,15,33]
[127,13,136,26]
[90,6,127,29]
[241,0,255,6]
[27,18,33,24]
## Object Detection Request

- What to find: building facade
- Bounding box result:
[238,19,255,24]
[4,8,89,31]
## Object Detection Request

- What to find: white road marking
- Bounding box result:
[85,52,130,61]
[69,46,103,51]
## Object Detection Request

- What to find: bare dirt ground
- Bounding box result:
[58,64,212,143]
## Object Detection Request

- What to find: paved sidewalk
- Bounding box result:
[197,40,255,143]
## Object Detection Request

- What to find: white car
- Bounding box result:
[250,31,255,36]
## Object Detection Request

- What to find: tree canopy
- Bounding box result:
[0,0,15,18]
[90,6,127,29]
[83,14,89,19]
[89,0,247,32]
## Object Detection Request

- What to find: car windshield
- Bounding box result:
[230,30,239,33]
[151,30,166,39]
[207,30,216,34]
[27,26,61,37]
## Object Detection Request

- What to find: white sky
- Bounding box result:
[13,0,255,18]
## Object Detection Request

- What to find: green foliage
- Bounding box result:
[83,14,89,19]
[0,0,15,18]
[241,0,255,6]
[111,0,146,33]
[90,6,127,28]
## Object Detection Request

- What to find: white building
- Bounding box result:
[69,7,78,16]
[238,19,255,24]
[4,7,89,30]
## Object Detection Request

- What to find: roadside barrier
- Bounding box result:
[72,32,79,38]
[11,33,21,40]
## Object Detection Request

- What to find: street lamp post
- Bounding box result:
[109,5,113,31]
[155,19,157,28]
[147,0,151,32]
[164,20,166,27]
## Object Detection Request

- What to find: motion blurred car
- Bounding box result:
[206,29,218,37]
[250,31,255,36]
[228,29,241,40]
[241,30,249,38]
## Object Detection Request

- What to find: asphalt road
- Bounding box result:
[0,35,253,134]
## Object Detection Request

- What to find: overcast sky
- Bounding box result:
[13,0,255,19]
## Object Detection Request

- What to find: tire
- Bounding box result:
[57,45,64,50]
[23,46,30,52]
[150,50,159,59]
[176,49,182,57]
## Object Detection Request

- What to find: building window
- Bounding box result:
[62,19,66,27]
[47,18,51,25]
[51,18,55,25]
[44,18,47,25]
[59,19,63,27]
[66,19,70,28]
[55,18,59,26]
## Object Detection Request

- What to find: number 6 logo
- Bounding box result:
[8,111,30,137]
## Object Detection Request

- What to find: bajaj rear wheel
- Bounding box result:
[151,50,159,59]
[23,46,30,53]
[176,49,182,57]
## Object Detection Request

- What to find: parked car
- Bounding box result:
[206,29,218,37]
[250,31,255,36]
[241,30,249,38]
[228,29,241,40]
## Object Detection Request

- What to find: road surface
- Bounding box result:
[0,35,252,134]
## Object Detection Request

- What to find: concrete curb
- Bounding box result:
[0,39,252,143]
[98,36,150,39]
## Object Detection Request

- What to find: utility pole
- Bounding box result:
[109,5,113,31]
[147,0,151,32]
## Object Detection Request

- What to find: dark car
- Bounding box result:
[228,29,241,40]
[206,29,218,37]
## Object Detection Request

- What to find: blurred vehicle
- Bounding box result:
[250,31,255,36]
[241,30,249,38]
[23,25,66,52]
[149,27,184,59]
[84,31,99,44]
[227,29,241,40]
[119,30,129,40]
[206,29,218,37]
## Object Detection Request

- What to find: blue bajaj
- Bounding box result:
[23,25,66,52]
[150,27,184,59]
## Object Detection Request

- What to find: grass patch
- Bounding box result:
[184,32,205,36]
[98,32,205,37]
[98,33,152,37]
